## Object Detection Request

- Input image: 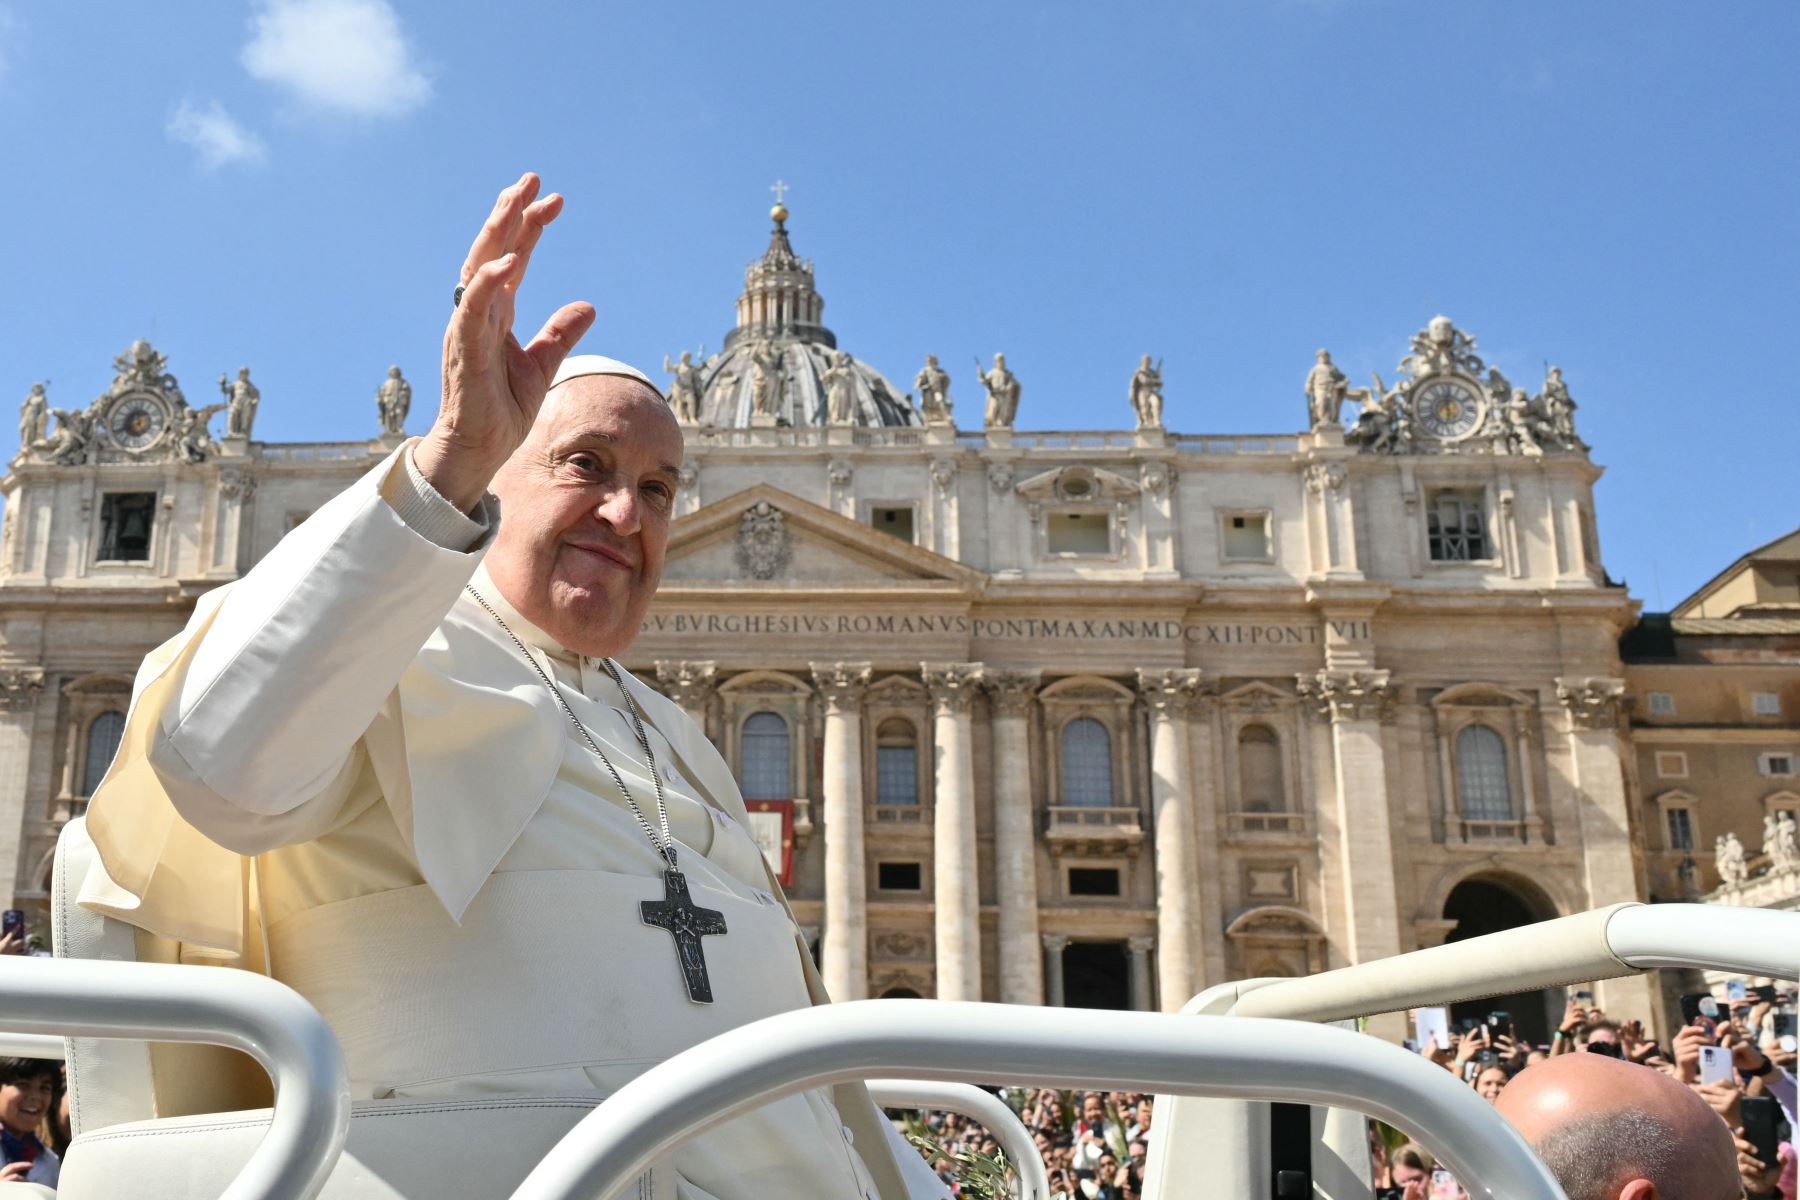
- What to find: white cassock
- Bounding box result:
[78,360,945,1200]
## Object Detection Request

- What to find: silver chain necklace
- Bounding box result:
[466,584,730,1003]
[464,584,676,870]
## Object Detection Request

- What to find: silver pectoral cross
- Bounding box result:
[640,868,729,1004]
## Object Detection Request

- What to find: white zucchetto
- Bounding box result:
[550,354,660,394]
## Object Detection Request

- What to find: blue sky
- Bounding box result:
[2,2,1794,608]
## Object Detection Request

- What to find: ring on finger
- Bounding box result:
[453,284,466,309]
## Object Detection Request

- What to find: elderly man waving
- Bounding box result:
[80,174,939,1199]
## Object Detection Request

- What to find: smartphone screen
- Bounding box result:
[0,910,23,941]
[1429,1168,1461,1200]
[1726,979,1748,1003]
[1698,1044,1734,1086]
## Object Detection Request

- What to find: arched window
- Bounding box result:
[81,711,126,797]
[875,719,918,806]
[1455,725,1512,821]
[1059,717,1113,807]
[740,711,790,801]
[1237,725,1285,813]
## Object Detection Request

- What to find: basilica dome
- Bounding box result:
[672,208,920,429]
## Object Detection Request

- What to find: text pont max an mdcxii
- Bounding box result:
[639,612,1373,645]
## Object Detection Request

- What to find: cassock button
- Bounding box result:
[841,1123,854,1145]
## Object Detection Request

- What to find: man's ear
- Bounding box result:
[1615,1179,1656,1200]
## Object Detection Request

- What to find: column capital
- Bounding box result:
[1295,668,1395,724]
[923,662,984,715]
[810,661,873,713]
[982,668,1041,717]
[1126,935,1156,955]
[1135,667,1207,719]
[1040,932,1070,953]
[653,660,717,711]
[1303,460,1346,494]
[1555,676,1627,730]
[0,668,46,713]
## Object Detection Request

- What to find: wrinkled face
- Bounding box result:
[487,375,684,658]
[0,1074,53,1136]
[1476,1066,1509,1101]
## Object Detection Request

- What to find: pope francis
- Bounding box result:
[78,174,942,1199]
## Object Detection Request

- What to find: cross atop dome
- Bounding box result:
[769,179,790,226]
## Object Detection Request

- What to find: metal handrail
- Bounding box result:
[0,956,350,1200]
[866,1078,1051,1200]
[507,1001,1566,1200]
[0,1032,64,1059]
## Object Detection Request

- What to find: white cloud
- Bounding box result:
[166,99,268,169]
[241,0,431,120]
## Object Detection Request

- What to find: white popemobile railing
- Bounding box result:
[865,1079,1052,1200]
[505,1000,1566,1200]
[1144,901,1800,1200]
[0,956,350,1200]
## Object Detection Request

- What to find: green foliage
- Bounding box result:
[904,1121,1020,1200]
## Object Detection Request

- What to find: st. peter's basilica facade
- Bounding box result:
[0,206,1663,1037]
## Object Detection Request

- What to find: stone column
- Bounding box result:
[210,470,256,578]
[924,661,984,1001]
[654,660,719,737]
[0,671,46,909]
[1042,933,1069,1007]
[811,662,872,1002]
[1555,677,1656,1021]
[1137,668,1206,1012]
[984,670,1043,1004]
[1296,668,1407,1041]
[1126,935,1156,1012]
[1303,460,1358,579]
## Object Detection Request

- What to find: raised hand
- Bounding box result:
[418,172,598,511]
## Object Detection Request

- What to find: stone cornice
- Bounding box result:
[922,662,984,715]
[809,661,872,712]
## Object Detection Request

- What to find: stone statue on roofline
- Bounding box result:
[914,355,952,426]
[1714,831,1749,887]
[220,367,259,439]
[1765,811,1799,873]
[821,350,858,425]
[663,350,703,425]
[750,341,785,418]
[1305,349,1348,428]
[18,383,49,454]
[977,353,1020,428]
[376,367,412,436]
[1130,355,1164,430]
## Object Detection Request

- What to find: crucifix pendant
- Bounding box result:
[639,867,728,1004]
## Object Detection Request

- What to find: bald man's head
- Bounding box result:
[1494,1054,1740,1200]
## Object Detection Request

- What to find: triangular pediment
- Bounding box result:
[661,484,986,590]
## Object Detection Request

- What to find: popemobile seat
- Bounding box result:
[44,816,613,1200]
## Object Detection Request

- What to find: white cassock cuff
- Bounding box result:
[382,444,494,551]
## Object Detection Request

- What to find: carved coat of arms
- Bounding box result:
[734,500,791,580]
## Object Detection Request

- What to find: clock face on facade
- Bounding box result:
[106,394,169,451]
[1413,378,1484,440]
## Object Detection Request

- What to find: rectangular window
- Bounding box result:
[1647,692,1676,717]
[875,744,918,805]
[1654,751,1688,779]
[876,861,922,891]
[1666,808,1694,852]
[1221,512,1271,561]
[1426,491,1487,562]
[868,506,915,544]
[1046,511,1112,555]
[1753,692,1782,717]
[1067,867,1121,897]
[1760,753,1796,777]
[97,492,156,562]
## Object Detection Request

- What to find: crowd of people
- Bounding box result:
[1373,987,1797,1199]
[907,1088,1152,1199]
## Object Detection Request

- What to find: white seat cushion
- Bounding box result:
[56,1094,603,1200]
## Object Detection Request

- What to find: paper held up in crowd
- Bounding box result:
[1414,1006,1451,1053]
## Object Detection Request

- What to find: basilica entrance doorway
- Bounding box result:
[1442,876,1559,1046]
[1063,940,1131,1011]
